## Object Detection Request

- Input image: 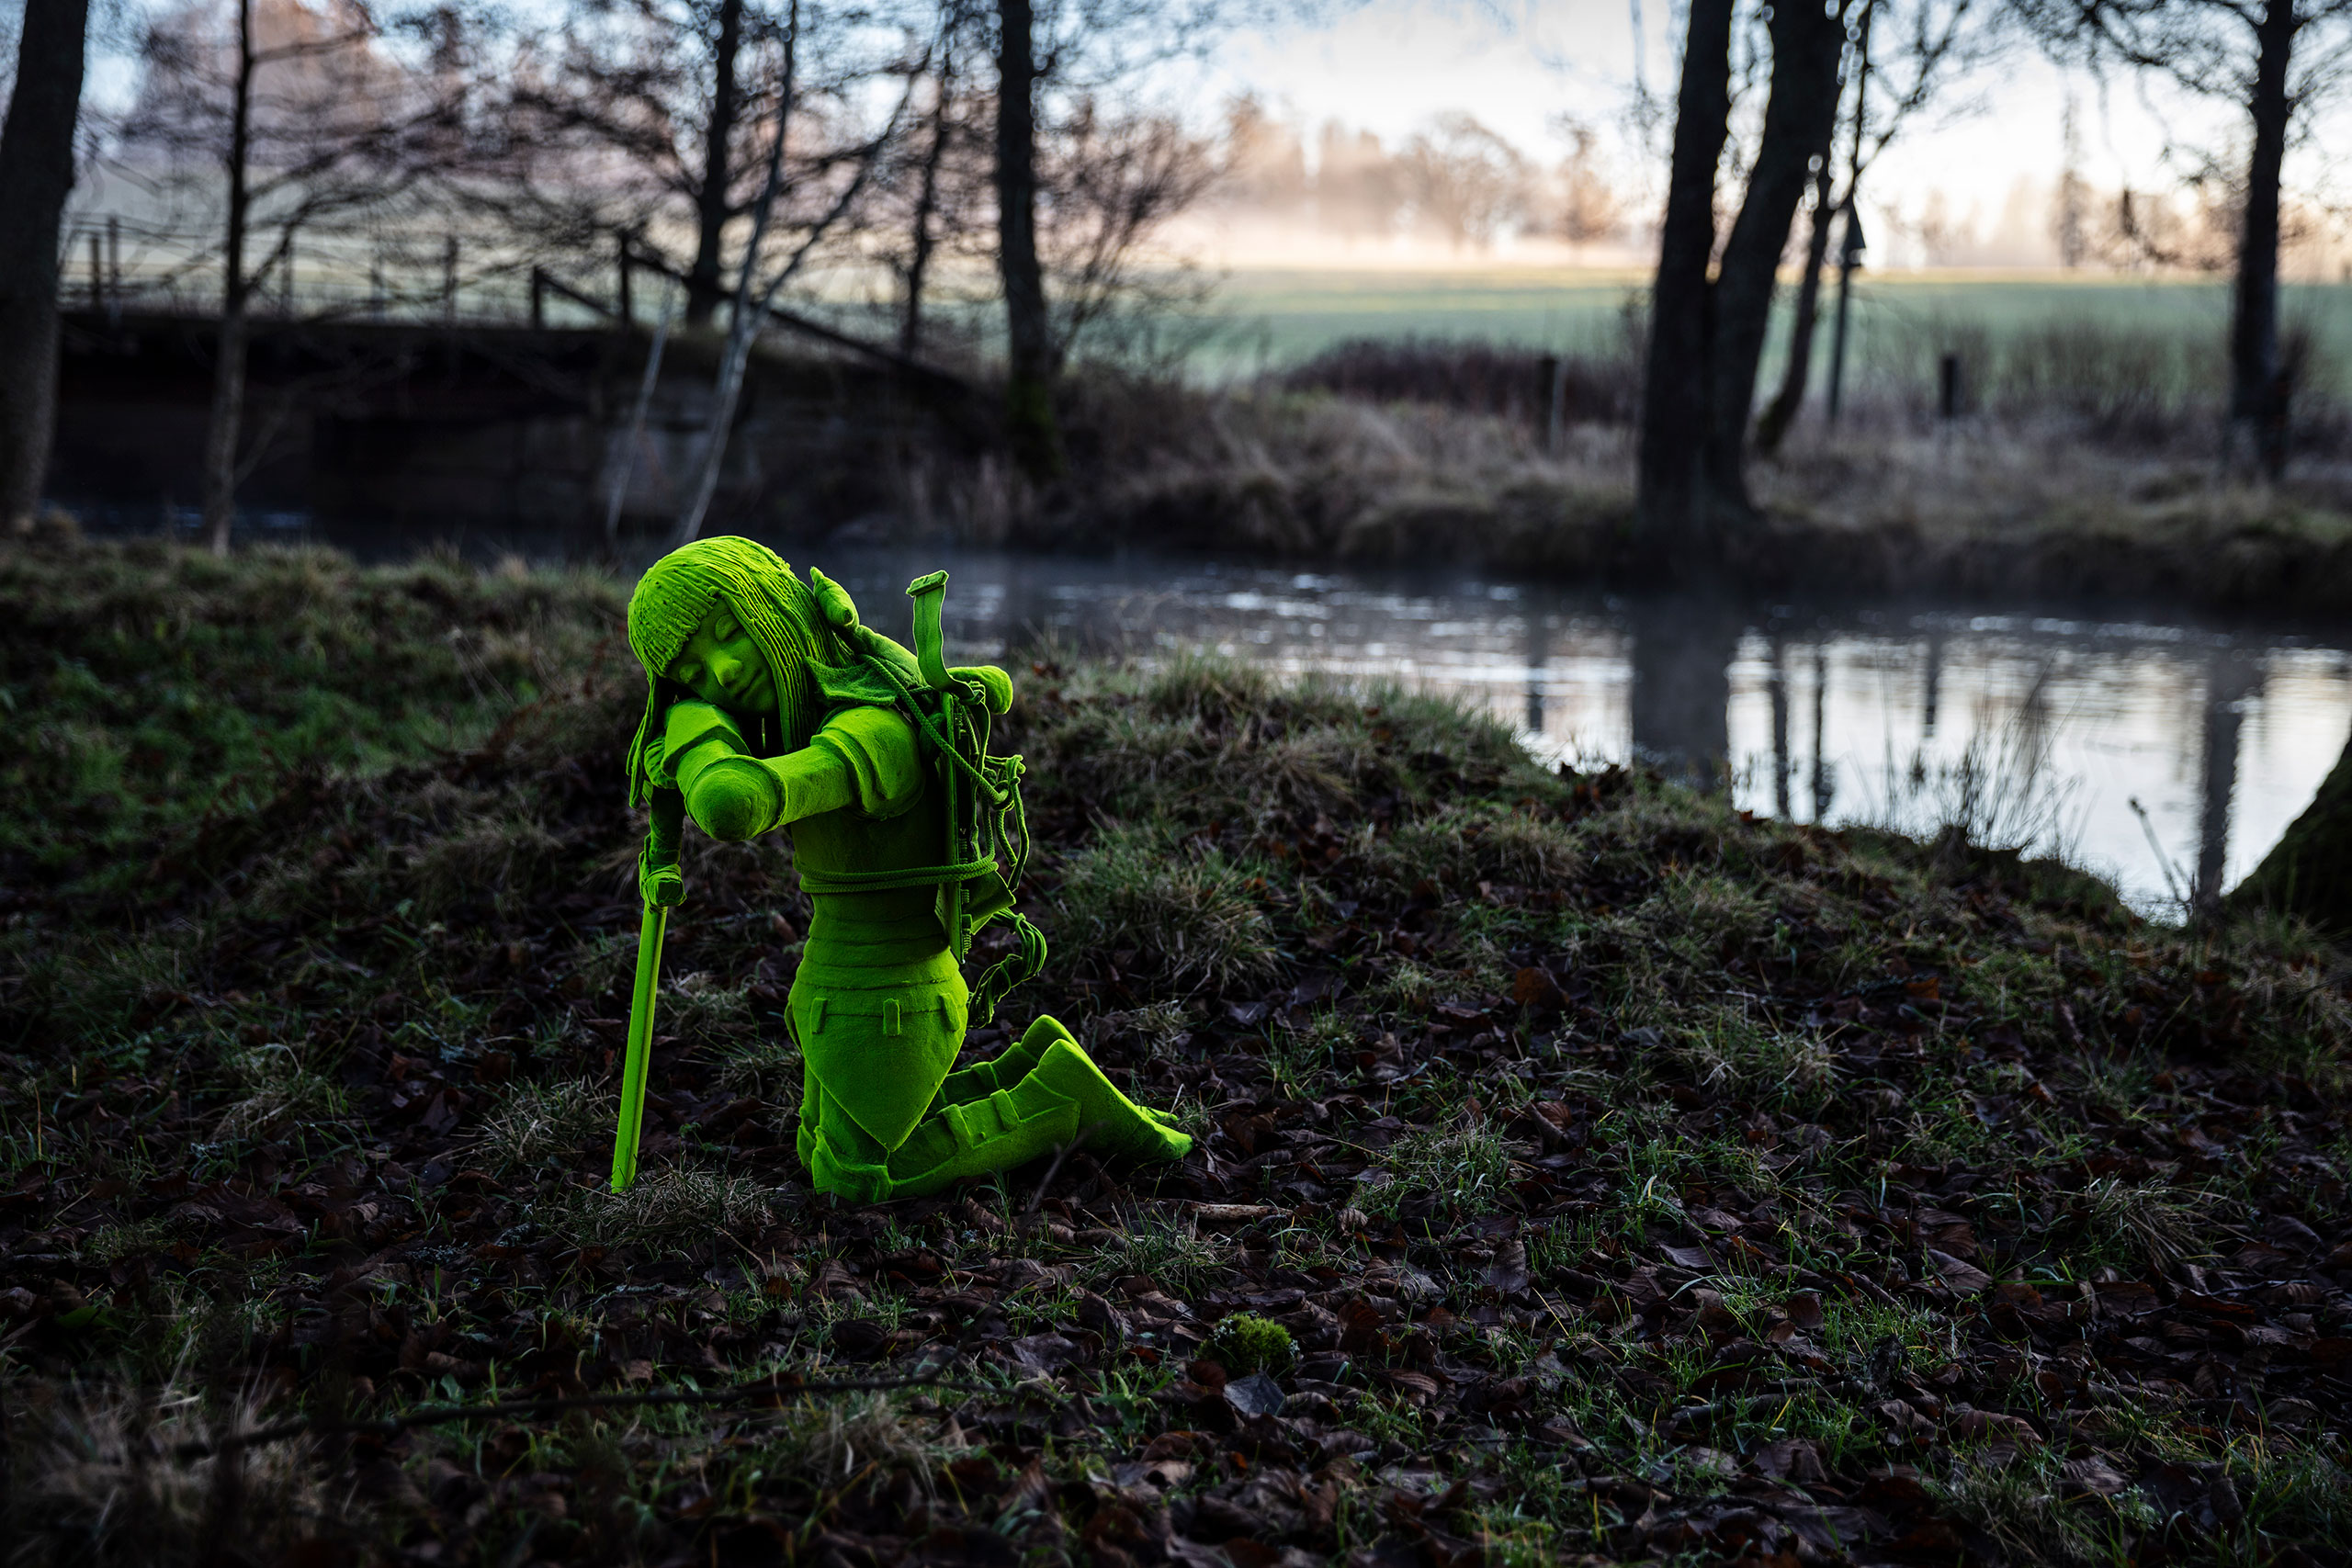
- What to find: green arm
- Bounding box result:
[610,897,668,1193]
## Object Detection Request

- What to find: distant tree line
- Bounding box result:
[1214,97,1628,254]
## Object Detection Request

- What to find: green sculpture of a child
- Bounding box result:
[623,537,1190,1202]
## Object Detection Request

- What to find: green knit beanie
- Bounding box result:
[624,537,840,805]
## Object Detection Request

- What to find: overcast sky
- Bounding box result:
[20,0,2347,269]
[1163,0,2345,257]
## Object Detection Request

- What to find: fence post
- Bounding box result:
[616,231,633,327]
[1535,353,1561,455]
[1938,353,1962,421]
[284,231,296,315]
[107,217,120,319]
[530,267,545,331]
[444,235,459,324]
[87,230,102,310]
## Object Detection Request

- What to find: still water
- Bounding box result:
[113,513,2352,916]
[801,547,2351,918]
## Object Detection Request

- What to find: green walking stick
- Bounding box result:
[613,788,684,1193]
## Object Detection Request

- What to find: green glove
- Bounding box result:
[665,701,782,840]
[639,788,685,907]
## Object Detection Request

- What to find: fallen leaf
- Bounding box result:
[1925,1249,1993,1294]
[1224,1371,1287,1419]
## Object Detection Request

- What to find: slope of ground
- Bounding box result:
[6,539,2352,1566]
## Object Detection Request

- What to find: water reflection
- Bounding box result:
[1628,596,1739,793]
[88,513,2352,918]
[800,547,2347,916]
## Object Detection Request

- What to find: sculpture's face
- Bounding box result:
[665,601,777,716]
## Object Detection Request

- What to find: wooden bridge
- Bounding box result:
[47,221,980,536]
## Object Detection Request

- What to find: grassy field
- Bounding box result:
[1193,267,2352,396]
[8,539,2352,1565]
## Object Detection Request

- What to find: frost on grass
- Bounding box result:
[1355,1120,1521,1221]
[12,1373,333,1568]
[212,1043,346,1142]
[543,1164,775,1253]
[479,1077,611,1173]
[1051,823,1279,993]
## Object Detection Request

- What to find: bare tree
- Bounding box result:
[2016,0,2352,477]
[984,0,1236,480]
[2052,91,2089,265]
[1037,95,1216,360]
[1399,111,1531,250]
[1637,0,1850,556]
[673,0,917,545]
[865,0,994,360]
[0,0,92,533]
[1314,120,1404,239]
[993,0,1058,477]
[118,0,462,553]
[1754,0,2000,456]
[1547,115,1623,253]
[498,0,786,325]
[892,26,972,355]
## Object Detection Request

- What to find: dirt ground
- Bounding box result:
[6,539,2352,1566]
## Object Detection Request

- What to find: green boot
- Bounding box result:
[1024,1026,1193,1165]
[884,1079,1081,1197]
[929,1014,1064,1111]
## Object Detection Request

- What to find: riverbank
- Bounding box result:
[6,538,2352,1564]
[996,381,2352,621]
[47,318,2352,625]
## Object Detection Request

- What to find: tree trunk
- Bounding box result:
[0,0,92,533]
[1753,164,1836,457]
[2232,0,2294,479]
[676,0,797,547]
[902,46,954,357]
[2230,728,2352,935]
[1634,0,1736,554]
[202,0,256,557]
[687,0,746,328]
[1702,0,1847,515]
[994,0,1061,480]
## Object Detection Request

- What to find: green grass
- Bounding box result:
[1195,265,2352,397]
[6,538,2352,1566]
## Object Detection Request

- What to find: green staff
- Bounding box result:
[609,900,666,1192]
[612,790,684,1193]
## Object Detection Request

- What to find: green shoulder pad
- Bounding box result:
[948,665,1014,715]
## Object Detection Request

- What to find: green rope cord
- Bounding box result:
[968,913,1048,1028]
[797,586,1045,1025]
[861,656,1009,807]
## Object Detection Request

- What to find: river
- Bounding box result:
[110,513,2352,916]
[809,547,2349,918]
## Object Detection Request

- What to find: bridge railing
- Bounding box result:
[59,216,974,391]
[59,218,639,329]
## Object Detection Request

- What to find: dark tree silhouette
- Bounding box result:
[1638,0,1850,556]
[0,0,92,532]
[1755,0,1999,456]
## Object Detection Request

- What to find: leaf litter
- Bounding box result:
[4,542,2352,1563]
